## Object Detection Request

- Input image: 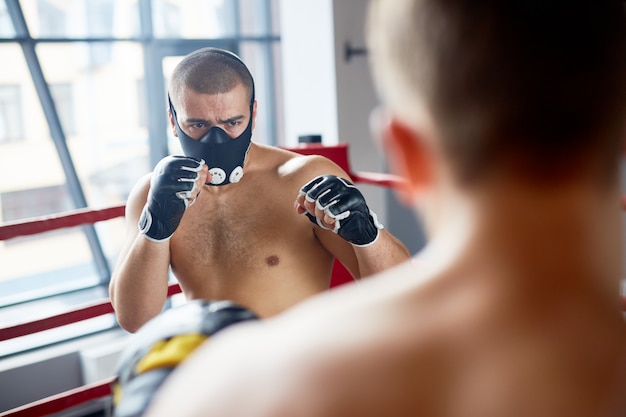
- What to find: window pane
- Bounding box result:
[269,0,281,36]
[271,42,285,145]
[36,41,147,284]
[0,41,146,307]
[163,55,184,155]
[0,0,15,38]
[50,83,77,135]
[240,41,283,146]
[35,42,150,208]
[0,84,24,142]
[239,0,281,37]
[22,0,140,39]
[0,44,83,297]
[0,287,116,357]
[152,0,236,39]
[2,185,72,221]
[0,227,99,304]
[0,44,69,204]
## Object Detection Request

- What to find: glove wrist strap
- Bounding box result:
[349,209,384,247]
[138,205,174,242]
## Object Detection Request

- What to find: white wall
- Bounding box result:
[279,0,339,147]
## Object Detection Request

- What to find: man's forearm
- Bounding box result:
[354,229,411,278]
[110,235,172,333]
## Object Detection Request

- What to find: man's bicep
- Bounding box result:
[113,175,151,272]
[124,174,152,234]
[314,226,361,280]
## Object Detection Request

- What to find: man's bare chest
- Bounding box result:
[171,182,306,268]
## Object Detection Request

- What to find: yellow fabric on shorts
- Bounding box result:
[135,333,208,375]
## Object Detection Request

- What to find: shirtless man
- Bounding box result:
[110,47,410,333]
[145,1,626,416]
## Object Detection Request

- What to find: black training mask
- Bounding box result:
[170,99,253,186]
[169,48,255,186]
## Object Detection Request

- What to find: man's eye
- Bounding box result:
[192,122,207,129]
[228,120,240,127]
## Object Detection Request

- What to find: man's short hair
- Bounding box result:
[367,0,626,184]
[169,47,255,108]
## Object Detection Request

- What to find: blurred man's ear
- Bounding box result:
[371,110,434,207]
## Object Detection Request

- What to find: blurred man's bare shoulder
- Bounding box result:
[259,262,626,416]
[241,263,459,416]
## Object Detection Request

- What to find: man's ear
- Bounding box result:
[380,117,434,206]
[251,100,258,131]
[168,109,178,137]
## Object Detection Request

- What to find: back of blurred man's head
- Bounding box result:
[367,0,626,186]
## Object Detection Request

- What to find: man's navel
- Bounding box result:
[265,255,280,267]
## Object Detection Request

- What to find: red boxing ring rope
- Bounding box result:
[0,377,116,417]
[0,204,125,241]
[0,282,183,343]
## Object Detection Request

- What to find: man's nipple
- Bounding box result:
[265,255,280,267]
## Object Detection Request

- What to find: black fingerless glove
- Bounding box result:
[138,156,204,242]
[299,175,384,247]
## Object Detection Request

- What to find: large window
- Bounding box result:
[0,0,282,356]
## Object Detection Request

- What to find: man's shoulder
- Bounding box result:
[251,142,348,183]
[127,172,152,202]
[253,142,331,163]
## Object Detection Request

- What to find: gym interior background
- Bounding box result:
[0,0,424,414]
